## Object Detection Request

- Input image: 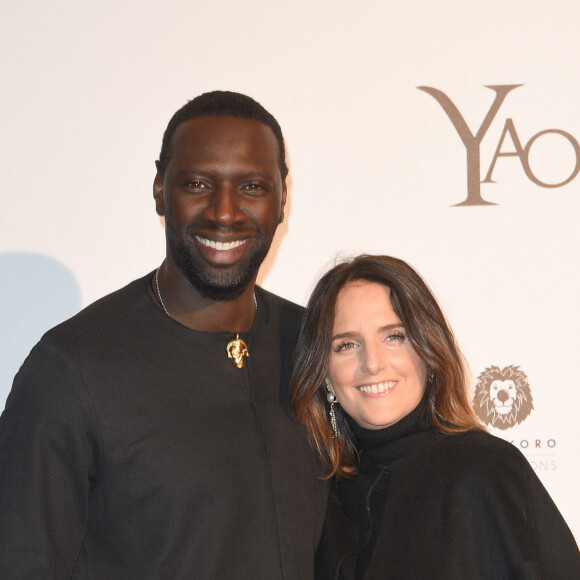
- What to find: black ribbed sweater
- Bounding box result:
[315,398,579,579]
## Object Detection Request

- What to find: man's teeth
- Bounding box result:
[196,237,245,251]
[358,381,396,394]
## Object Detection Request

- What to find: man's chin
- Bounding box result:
[192,280,248,301]
[182,264,255,301]
[168,236,270,301]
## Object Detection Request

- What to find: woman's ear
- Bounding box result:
[325,379,337,401]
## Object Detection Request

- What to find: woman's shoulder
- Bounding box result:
[437,427,521,454]
[430,428,532,482]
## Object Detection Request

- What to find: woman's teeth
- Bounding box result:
[358,381,396,394]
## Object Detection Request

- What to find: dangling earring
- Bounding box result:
[428,370,438,411]
[326,384,338,438]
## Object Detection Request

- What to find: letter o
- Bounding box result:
[523,129,580,187]
[548,439,556,448]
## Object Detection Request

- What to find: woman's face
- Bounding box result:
[327,280,427,430]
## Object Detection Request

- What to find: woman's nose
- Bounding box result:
[360,342,384,375]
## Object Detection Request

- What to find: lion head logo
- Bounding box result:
[473,365,533,430]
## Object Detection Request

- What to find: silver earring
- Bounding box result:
[326,385,338,438]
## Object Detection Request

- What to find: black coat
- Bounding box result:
[316,400,579,579]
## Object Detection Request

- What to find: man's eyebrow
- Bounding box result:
[174,168,273,179]
[331,323,403,341]
[175,168,204,176]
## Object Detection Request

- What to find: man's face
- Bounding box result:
[154,115,287,300]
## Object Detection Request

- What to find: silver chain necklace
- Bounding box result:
[154,267,257,315]
[155,267,170,316]
[154,266,257,370]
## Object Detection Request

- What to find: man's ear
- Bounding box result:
[153,161,165,217]
[279,182,287,223]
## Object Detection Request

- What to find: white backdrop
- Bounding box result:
[1,0,579,542]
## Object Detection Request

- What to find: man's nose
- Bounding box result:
[206,184,241,226]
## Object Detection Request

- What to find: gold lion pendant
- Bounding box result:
[226,334,249,369]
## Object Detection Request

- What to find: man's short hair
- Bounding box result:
[157,91,288,181]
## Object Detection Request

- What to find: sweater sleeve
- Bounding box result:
[0,337,101,578]
[522,459,580,579]
[461,435,580,579]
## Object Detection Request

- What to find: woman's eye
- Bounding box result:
[386,332,406,342]
[335,341,357,352]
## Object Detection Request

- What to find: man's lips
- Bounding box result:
[193,234,252,265]
[357,381,397,395]
[194,235,248,251]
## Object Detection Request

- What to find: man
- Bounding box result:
[0,91,327,578]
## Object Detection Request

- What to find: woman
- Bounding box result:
[290,255,579,579]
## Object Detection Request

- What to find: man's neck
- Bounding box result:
[153,262,258,334]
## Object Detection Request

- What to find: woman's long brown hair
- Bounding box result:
[290,255,483,479]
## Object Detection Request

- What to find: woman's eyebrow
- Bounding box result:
[331,323,403,341]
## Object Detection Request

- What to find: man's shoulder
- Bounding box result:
[256,287,304,318]
[44,273,153,347]
[255,287,304,349]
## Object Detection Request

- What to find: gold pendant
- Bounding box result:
[226,333,249,369]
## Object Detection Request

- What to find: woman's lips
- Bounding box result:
[357,381,397,395]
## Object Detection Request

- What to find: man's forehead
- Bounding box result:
[169,116,280,161]
[173,115,275,140]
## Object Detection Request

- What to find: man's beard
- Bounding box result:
[165,219,275,301]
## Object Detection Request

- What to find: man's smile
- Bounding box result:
[194,235,248,251]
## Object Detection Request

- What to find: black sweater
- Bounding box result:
[316,399,579,579]
[0,274,327,578]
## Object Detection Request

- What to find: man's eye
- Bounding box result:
[243,183,264,191]
[186,180,205,188]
